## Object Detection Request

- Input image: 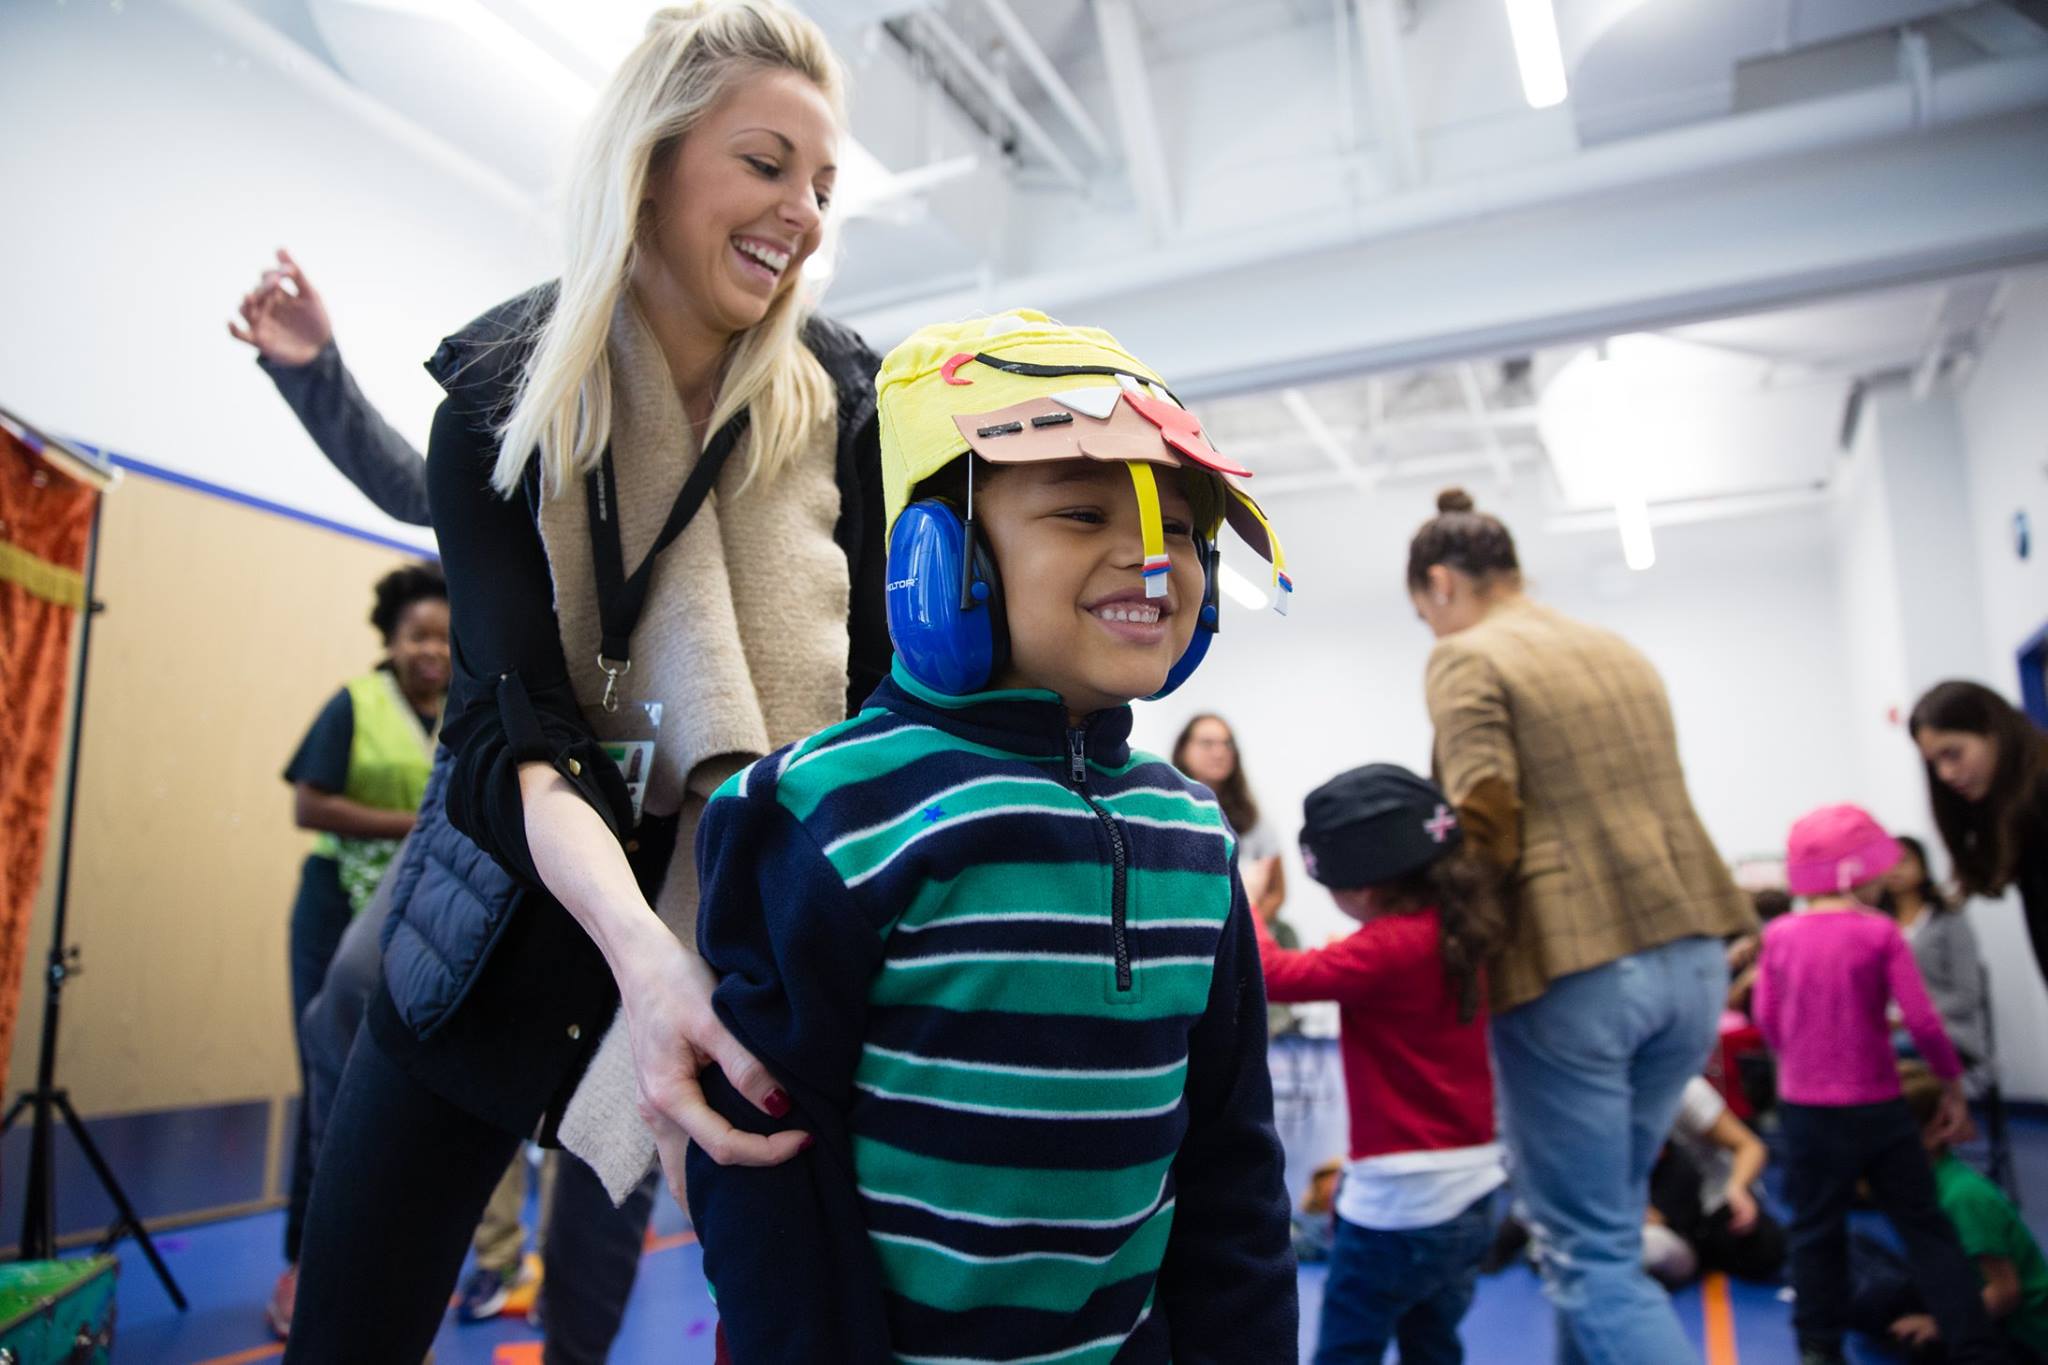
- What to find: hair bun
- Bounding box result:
[1436,487,1476,515]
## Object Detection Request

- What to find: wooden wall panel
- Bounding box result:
[7,471,416,1117]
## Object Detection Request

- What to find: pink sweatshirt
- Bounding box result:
[1753,907,1962,1106]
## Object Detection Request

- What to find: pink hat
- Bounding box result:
[1785,804,1902,896]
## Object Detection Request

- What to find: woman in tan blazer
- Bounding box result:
[1411,488,1753,1365]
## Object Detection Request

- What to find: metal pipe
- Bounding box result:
[1456,362,1514,484]
[1544,485,1831,534]
[916,11,1088,192]
[845,51,2048,340]
[1255,442,1544,495]
[1219,404,1542,459]
[1333,0,1359,154]
[1091,0,1177,243]
[1279,388,1374,489]
[976,0,1112,162]
[1357,0,1422,188]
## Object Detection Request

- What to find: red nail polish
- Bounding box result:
[799,1135,815,1153]
[764,1088,790,1117]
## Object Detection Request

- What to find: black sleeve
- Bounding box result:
[283,688,354,793]
[841,406,890,714]
[425,392,631,886]
[831,341,891,717]
[259,342,432,526]
[2018,779,2048,978]
[1159,859,1299,1358]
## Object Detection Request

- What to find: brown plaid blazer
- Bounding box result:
[1426,598,1755,1013]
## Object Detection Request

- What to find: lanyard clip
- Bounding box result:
[597,654,631,714]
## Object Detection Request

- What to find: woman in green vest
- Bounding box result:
[273,561,447,1317]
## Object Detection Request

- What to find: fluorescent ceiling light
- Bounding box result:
[1503,0,1568,110]
[1219,562,1270,611]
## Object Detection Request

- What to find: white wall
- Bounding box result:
[1874,390,1992,701]
[0,1,558,548]
[1827,325,2048,1102]
[1131,477,1860,955]
[1954,267,2048,1100]
[1958,269,2048,689]
[1832,388,1951,833]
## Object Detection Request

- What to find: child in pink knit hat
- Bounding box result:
[1756,803,2002,1364]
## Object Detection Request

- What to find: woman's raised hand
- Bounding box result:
[226,248,333,367]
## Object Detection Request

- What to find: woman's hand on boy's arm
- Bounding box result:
[518,763,806,1177]
[616,925,808,1195]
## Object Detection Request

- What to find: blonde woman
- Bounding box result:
[286,6,887,1358]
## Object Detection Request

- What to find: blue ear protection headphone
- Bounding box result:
[885,462,1222,699]
[885,497,1010,697]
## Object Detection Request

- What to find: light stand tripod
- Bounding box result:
[1,494,187,1309]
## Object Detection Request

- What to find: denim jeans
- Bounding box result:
[1781,1099,2001,1362]
[1314,1193,1495,1364]
[1489,935,1727,1365]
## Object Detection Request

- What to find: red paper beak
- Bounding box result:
[1120,390,1252,479]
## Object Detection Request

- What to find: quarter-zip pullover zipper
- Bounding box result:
[1068,726,1133,991]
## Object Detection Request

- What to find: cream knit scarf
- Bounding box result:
[547,296,850,1199]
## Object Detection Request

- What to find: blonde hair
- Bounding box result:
[495,1,845,498]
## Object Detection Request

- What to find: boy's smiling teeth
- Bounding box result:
[1094,604,1161,624]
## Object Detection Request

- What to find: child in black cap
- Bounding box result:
[1255,763,1506,1364]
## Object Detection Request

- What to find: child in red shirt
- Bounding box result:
[1255,764,1504,1365]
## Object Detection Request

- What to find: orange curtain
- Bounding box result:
[0,427,97,1095]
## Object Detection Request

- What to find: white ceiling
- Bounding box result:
[227,0,2048,312]
[1194,264,2028,511]
[198,0,2048,527]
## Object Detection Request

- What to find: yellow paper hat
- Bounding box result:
[874,309,1291,609]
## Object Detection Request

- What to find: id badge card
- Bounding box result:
[583,700,663,828]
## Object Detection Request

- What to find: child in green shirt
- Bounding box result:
[1853,1061,2048,1360]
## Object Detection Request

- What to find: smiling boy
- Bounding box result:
[684,311,1299,1363]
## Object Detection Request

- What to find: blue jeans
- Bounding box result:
[1315,1193,1495,1364]
[1490,936,1727,1365]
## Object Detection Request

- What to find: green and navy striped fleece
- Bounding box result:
[684,659,1296,1364]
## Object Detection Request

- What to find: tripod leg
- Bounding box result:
[52,1093,188,1311]
[21,1093,55,1261]
[0,1094,28,1137]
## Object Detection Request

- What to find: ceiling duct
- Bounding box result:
[1558,0,1980,144]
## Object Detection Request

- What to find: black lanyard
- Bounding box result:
[586,410,750,711]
